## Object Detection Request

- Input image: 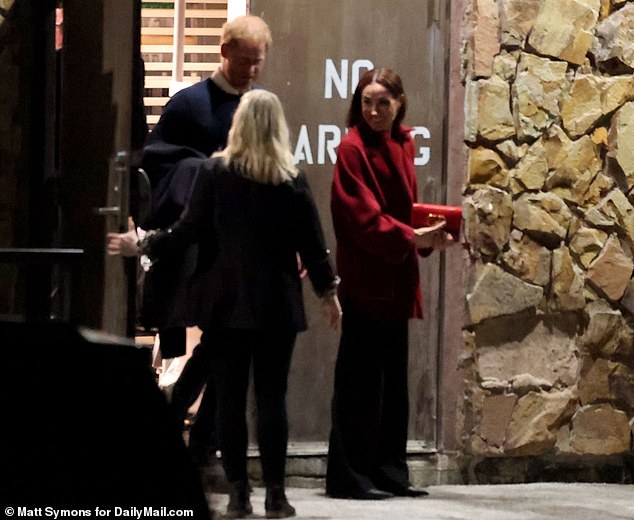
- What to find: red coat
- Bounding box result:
[331,124,423,322]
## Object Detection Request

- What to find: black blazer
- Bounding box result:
[145,158,337,332]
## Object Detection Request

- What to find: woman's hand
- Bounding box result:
[107,229,140,257]
[322,294,343,330]
[413,218,455,251]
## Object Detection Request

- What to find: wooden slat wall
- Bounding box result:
[141,1,228,126]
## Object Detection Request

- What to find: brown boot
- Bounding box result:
[265,485,295,518]
[225,480,252,519]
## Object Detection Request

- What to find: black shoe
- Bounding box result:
[265,486,296,518]
[225,480,253,519]
[389,485,429,497]
[327,487,394,500]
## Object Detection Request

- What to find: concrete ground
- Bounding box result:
[206,483,634,519]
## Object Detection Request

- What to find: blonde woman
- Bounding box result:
[140,89,341,519]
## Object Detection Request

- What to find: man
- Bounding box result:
[139,14,273,467]
[144,15,270,159]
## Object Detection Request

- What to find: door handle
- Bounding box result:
[94,206,121,216]
[94,150,130,230]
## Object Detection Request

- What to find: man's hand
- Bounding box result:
[107,229,139,257]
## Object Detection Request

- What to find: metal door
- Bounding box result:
[250,0,451,451]
[58,0,141,335]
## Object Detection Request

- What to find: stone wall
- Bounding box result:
[462,0,634,461]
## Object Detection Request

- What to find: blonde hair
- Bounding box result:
[214,90,298,185]
[221,15,272,49]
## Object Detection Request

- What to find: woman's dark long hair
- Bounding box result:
[346,68,408,138]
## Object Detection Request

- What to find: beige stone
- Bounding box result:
[499,0,542,47]
[570,404,631,454]
[477,319,579,387]
[464,187,513,259]
[561,74,603,137]
[578,357,617,405]
[585,190,622,229]
[542,132,602,206]
[460,329,477,370]
[550,246,586,311]
[587,234,634,301]
[609,328,634,358]
[582,172,614,208]
[502,230,551,286]
[508,177,525,197]
[569,226,608,268]
[481,393,518,447]
[585,188,634,246]
[618,280,634,320]
[529,0,601,65]
[591,126,609,146]
[545,165,593,209]
[561,74,634,137]
[465,77,516,143]
[608,101,634,187]
[472,0,501,78]
[592,2,634,68]
[599,0,610,19]
[469,433,498,455]
[468,147,509,187]
[568,214,583,241]
[509,140,548,191]
[557,134,602,174]
[603,75,634,114]
[504,390,576,455]
[512,53,569,140]
[495,139,528,165]
[610,364,634,413]
[541,125,575,171]
[466,263,543,324]
[512,192,572,246]
[555,424,573,453]
[582,300,634,358]
[492,51,520,82]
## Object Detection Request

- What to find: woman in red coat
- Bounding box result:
[326,68,454,500]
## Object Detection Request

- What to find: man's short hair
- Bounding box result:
[221,15,272,49]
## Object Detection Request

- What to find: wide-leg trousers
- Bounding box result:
[326,304,411,495]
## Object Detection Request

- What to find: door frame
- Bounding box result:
[58,0,138,335]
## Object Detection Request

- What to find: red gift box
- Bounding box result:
[412,203,462,240]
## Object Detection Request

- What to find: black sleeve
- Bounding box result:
[145,92,193,148]
[142,160,214,261]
